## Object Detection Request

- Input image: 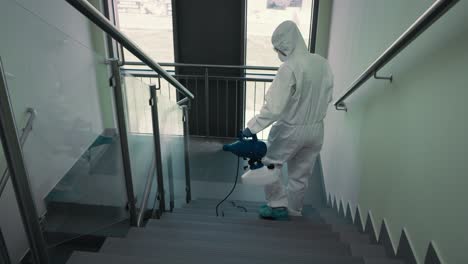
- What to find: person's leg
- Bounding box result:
[264,168,287,208]
[287,147,320,216]
[262,124,300,209]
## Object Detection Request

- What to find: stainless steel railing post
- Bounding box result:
[204,68,210,136]
[109,59,138,226]
[181,105,192,203]
[0,228,11,264]
[149,85,166,217]
[136,154,156,227]
[0,58,49,264]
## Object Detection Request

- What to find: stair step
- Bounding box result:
[184,204,259,213]
[163,210,325,223]
[320,214,351,223]
[148,218,333,232]
[67,252,155,264]
[332,224,360,232]
[69,251,366,264]
[145,219,336,236]
[364,257,404,264]
[174,208,258,217]
[100,238,366,264]
[128,224,341,241]
[340,231,372,244]
[167,210,326,223]
[103,236,351,257]
[351,245,388,258]
[184,202,260,211]
[190,199,265,207]
[157,215,328,228]
[126,228,343,249]
[167,211,257,220]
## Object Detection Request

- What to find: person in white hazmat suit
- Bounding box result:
[241,21,334,220]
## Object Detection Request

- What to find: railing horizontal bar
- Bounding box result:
[125,61,279,71]
[123,68,276,78]
[122,71,274,82]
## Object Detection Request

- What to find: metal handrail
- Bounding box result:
[65,0,194,100]
[124,61,279,71]
[333,0,459,111]
[177,97,190,105]
[0,228,11,264]
[0,108,36,197]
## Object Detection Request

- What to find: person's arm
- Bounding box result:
[246,64,295,134]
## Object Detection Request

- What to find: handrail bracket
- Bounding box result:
[373,71,393,82]
[335,102,348,112]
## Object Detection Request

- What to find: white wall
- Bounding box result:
[322,1,468,263]
[0,0,107,261]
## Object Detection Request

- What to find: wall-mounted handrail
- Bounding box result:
[333,0,459,111]
[0,108,36,197]
[65,0,194,100]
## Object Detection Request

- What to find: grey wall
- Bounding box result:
[315,0,333,58]
[173,0,245,66]
[322,1,468,263]
[0,0,109,261]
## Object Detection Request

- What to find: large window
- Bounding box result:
[116,0,174,62]
[246,0,313,67]
[117,0,313,66]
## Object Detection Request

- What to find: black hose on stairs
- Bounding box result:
[216,157,241,217]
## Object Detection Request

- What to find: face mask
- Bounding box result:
[278,52,287,62]
[274,48,288,62]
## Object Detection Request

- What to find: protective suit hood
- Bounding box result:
[271,21,308,61]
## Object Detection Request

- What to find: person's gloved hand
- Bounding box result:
[242,128,253,138]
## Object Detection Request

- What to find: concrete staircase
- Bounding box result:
[66,199,403,264]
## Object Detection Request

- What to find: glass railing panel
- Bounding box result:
[121,73,184,213]
[120,73,158,220]
[156,84,184,210]
[1,0,130,247]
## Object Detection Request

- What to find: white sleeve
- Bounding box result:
[247,64,295,134]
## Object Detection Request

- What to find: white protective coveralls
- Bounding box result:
[244,21,334,215]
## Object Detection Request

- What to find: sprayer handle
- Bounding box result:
[239,129,258,141]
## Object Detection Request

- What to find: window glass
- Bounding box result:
[117,0,174,62]
[246,0,313,67]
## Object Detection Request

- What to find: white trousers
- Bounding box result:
[263,122,324,215]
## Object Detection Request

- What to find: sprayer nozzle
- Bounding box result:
[222,144,230,151]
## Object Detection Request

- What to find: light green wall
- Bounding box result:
[322,1,468,263]
[0,0,114,261]
[359,30,468,263]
